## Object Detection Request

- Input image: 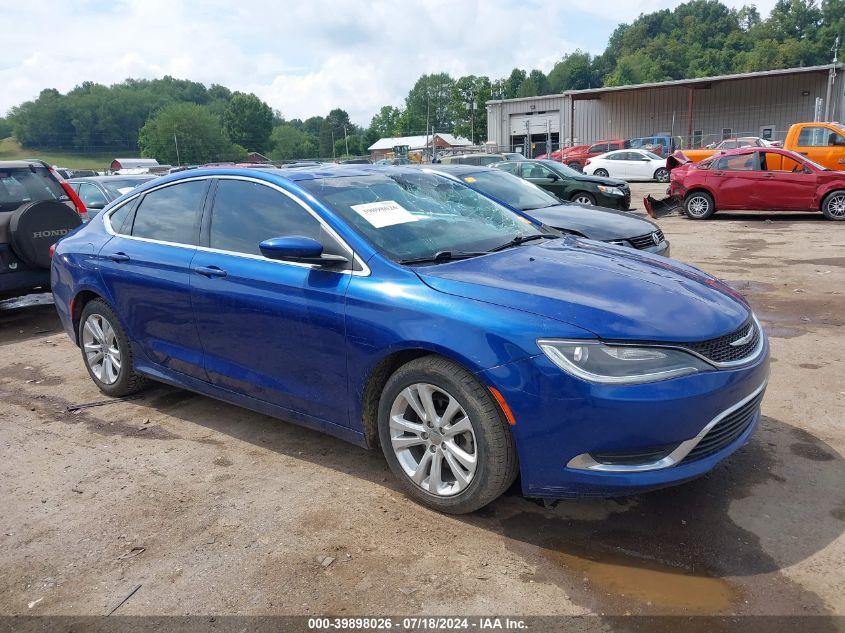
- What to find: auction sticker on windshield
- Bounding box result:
[350,201,420,228]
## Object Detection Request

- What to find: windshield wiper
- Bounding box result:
[488,234,560,253]
[398,250,487,265]
[522,203,559,211]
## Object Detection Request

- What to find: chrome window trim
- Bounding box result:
[103,174,370,277]
[566,378,768,473]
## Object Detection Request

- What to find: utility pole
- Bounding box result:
[425,95,431,162]
[331,128,336,160]
[825,35,839,121]
[343,125,349,157]
[173,132,180,166]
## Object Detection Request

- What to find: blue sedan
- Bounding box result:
[51,165,769,513]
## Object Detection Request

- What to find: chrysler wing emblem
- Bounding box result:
[730,325,755,347]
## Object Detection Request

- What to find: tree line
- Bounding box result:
[1,0,842,164]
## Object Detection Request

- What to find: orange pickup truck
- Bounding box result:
[680,122,845,170]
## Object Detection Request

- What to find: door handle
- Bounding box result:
[194,265,227,278]
[763,173,775,178]
[799,152,809,155]
[107,252,130,263]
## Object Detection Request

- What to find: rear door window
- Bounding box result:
[78,183,108,208]
[131,180,208,245]
[713,154,758,171]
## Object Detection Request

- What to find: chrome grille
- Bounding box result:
[682,319,761,365]
[682,389,765,463]
[628,229,665,249]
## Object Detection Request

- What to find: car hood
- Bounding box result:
[572,173,627,187]
[526,204,658,241]
[415,237,749,342]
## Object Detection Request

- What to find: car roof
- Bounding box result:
[68,175,153,183]
[710,147,789,157]
[0,160,47,169]
[426,164,493,176]
[126,164,449,192]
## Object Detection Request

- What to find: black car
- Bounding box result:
[429,164,668,256]
[67,175,155,216]
[492,159,631,210]
[1,160,86,299]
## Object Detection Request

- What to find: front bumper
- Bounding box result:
[478,339,769,498]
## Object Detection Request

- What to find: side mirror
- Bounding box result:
[259,236,349,267]
[86,201,106,210]
[548,174,559,181]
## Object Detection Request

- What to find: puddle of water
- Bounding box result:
[539,547,741,613]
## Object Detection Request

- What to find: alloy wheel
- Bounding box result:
[389,383,478,497]
[656,168,669,183]
[82,313,121,385]
[573,195,594,205]
[828,194,845,218]
[687,195,710,217]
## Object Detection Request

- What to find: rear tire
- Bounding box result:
[377,356,518,514]
[822,190,845,220]
[594,168,609,177]
[567,162,583,172]
[684,191,715,220]
[654,168,669,183]
[571,192,596,206]
[78,299,150,397]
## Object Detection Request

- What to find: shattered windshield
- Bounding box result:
[300,171,546,263]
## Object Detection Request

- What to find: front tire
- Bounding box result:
[377,356,518,514]
[79,299,149,397]
[684,191,715,220]
[822,190,845,220]
[655,168,669,183]
[571,192,596,206]
[594,168,609,177]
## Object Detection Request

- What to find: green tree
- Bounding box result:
[0,117,11,139]
[369,105,403,138]
[318,119,335,158]
[269,124,316,160]
[138,103,233,165]
[548,51,596,92]
[222,92,274,153]
[451,75,491,143]
[516,70,550,97]
[404,73,456,134]
[503,69,527,98]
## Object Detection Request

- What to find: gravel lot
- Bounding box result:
[1,182,843,621]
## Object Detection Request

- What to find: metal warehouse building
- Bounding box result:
[486,65,844,156]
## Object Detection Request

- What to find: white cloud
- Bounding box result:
[0,0,785,126]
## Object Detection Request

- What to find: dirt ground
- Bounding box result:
[0,182,843,622]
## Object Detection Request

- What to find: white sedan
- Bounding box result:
[583,149,669,183]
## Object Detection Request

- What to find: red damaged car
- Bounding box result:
[645,147,845,221]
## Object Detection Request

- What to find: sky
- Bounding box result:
[1,0,779,126]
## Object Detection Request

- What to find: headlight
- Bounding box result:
[537,339,713,384]
[597,185,624,196]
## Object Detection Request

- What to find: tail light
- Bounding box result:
[585,159,591,166]
[49,243,57,259]
[49,166,88,219]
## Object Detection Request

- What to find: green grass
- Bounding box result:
[0,138,127,170]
